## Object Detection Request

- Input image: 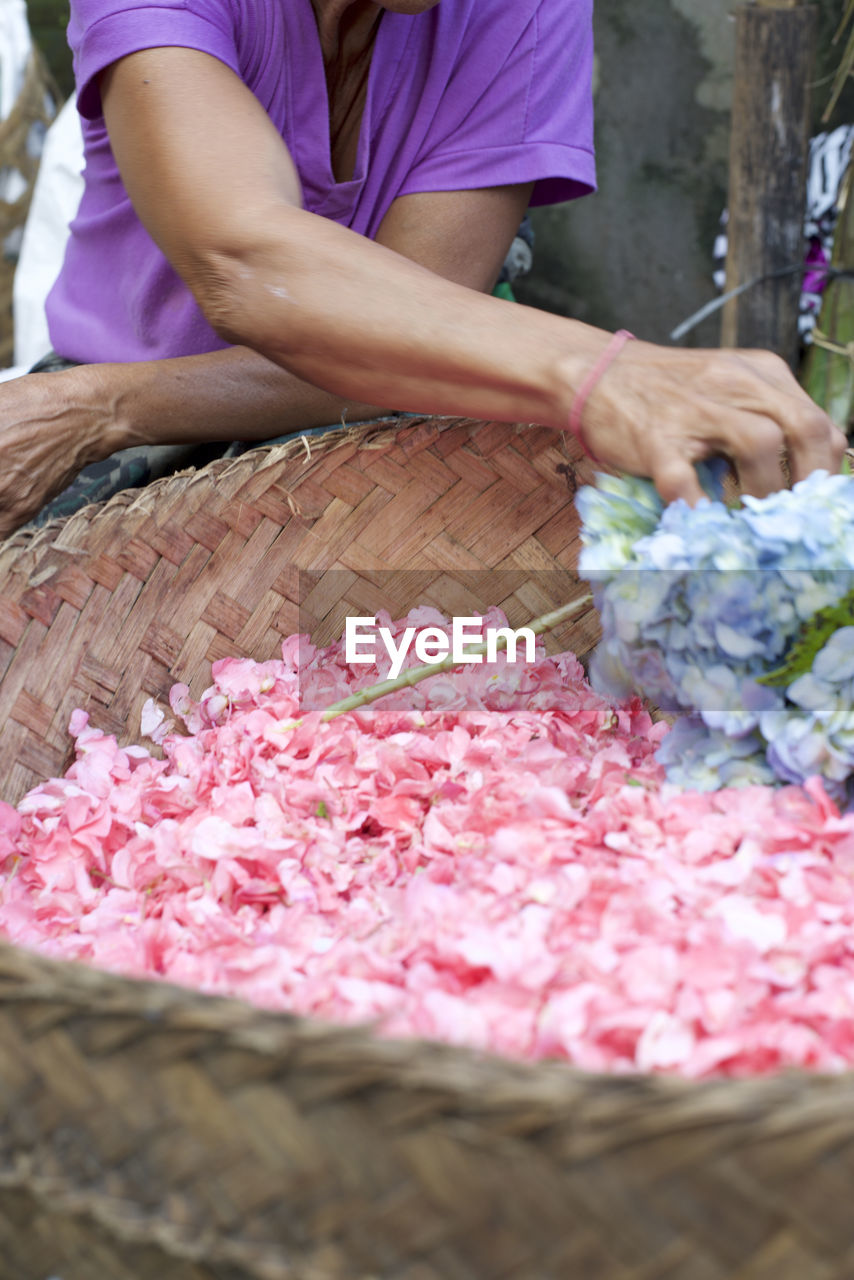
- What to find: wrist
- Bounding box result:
[543,321,616,432]
[567,330,636,460]
[65,361,141,458]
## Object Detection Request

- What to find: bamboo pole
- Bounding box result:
[721,1,817,367]
[800,160,854,432]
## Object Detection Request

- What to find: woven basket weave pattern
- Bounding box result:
[4,943,854,1279]
[3,419,849,1279]
[0,417,598,805]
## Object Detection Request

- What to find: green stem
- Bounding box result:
[312,593,594,724]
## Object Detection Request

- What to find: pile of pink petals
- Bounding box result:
[3,607,854,1078]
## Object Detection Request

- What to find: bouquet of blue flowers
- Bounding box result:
[577,468,854,803]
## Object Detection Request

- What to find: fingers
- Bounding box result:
[651,456,707,507]
[787,414,847,484]
[726,350,847,483]
[709,409,786,498]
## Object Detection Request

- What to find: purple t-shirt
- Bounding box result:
[47,0,596,363]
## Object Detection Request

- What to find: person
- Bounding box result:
[0,0,844,538]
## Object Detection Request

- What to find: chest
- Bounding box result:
[235,0,458,235]
[325,42,375,185]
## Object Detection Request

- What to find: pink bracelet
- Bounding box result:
[568,329,635,462]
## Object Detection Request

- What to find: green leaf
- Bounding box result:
[757,585,854,688]
[315,800,329,819]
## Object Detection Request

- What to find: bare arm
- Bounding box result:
[0,182,530,534]
[100,49,577,430]
[103,183,535,449]
[97,46,844,505]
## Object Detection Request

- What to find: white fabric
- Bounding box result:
[0,0,81,371]
[13,97,85,368]
[0,1,33,208]
[0,0,31,119]
[806,125,854,227]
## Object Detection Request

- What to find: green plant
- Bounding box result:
[824,0,854,122]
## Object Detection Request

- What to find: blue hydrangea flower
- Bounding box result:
[578,469,854,801]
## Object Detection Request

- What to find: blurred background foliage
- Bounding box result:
[27,0,72,99]
[823,0,854,121]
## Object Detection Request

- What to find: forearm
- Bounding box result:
[0,350,386,537]
[91,344,387,452]
[193,209,593,434]
[101,48,586,435]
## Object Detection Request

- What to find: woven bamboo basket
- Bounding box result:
[2,417,853,1280]
[0,416,599,805]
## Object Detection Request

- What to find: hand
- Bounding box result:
[0,366,123,537]
[576,341,848,505]
[0,347,389,541]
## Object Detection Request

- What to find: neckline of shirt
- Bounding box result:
[290,0,410,214]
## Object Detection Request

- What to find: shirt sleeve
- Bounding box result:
[397,0,596,208]
[68,0,240,119]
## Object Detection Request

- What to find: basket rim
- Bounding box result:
[0,414,451,564]
[4,935,854,1139]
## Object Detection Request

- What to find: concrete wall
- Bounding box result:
[516,0,851,349]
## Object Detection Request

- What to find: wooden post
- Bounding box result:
[721,1,817,367]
